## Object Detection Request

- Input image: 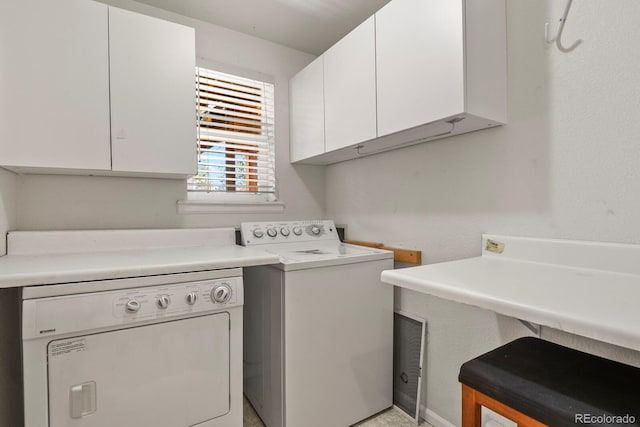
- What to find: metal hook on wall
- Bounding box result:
[545,0,582,52]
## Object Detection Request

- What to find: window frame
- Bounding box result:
[185,60,279,207]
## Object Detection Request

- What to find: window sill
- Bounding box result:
[177,199,285,215]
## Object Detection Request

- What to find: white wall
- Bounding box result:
[0,169,17,254]
[16,0,325,231]
[326,1,640,425]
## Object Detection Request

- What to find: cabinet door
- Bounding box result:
[109,7,197,176]
[0,0,111,171]
[289,57,325,163]
[376,0,465,137]
[324,16,376,152]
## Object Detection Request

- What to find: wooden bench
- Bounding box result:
[459,337,640,426]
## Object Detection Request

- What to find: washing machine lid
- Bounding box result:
[265,243,393,271]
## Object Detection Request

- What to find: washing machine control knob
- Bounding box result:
[157,295,170,309]
[253,229,264,238]
[310,225,321,235]
[125,299,141,313]
[266,228,277,238]
[280,227,290,237]
[211,284,232,304]
[185,292,198,305]
[292,226,303,236]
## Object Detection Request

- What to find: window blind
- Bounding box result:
[188,67,276,195]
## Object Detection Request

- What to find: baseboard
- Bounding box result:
[420,405,456,427]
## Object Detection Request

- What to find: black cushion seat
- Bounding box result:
[459,337,640,427]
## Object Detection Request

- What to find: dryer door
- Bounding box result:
[47,313,230,427]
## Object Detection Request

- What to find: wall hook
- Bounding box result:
[545,0,582,52]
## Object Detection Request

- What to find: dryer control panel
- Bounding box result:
[112,278,240,319]
[241,220,339,246]
[22,276,243,340]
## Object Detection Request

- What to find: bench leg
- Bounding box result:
[462,384,482,427]
[461,384,547,427]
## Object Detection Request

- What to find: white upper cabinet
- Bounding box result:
[376,0,465,136]
[0,0,111,171]
[324,16,377,152]
[109,8,196,176]
[0,0,196,178]
[376,0,507,138]
[289,56,325,163]
[289,0,507,165]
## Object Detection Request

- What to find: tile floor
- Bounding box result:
[243,396,266,427]
[243,396,433,427]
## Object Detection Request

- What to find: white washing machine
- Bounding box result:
[240,220,394,427]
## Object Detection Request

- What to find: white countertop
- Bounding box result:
[381,234,640,352]
[0,228,280,288]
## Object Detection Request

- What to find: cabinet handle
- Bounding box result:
[355,117,464,157]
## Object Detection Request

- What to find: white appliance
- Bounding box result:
[18,229,250,427]
[240,220,394,427]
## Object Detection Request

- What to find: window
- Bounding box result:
[188,67,276,200]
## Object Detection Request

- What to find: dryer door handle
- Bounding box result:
[70,381,97,419]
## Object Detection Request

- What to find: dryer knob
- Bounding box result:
[280,227,290,237]
[157,295,170,309]
[253,229,264,238]
[266,228,277,238]
[125,299,141,313]
[211,284,232,304]
[311,225,321,235]
[185,292,198,305]
[292,226,303,236]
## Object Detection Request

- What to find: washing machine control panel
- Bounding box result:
[240,220,340,246]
